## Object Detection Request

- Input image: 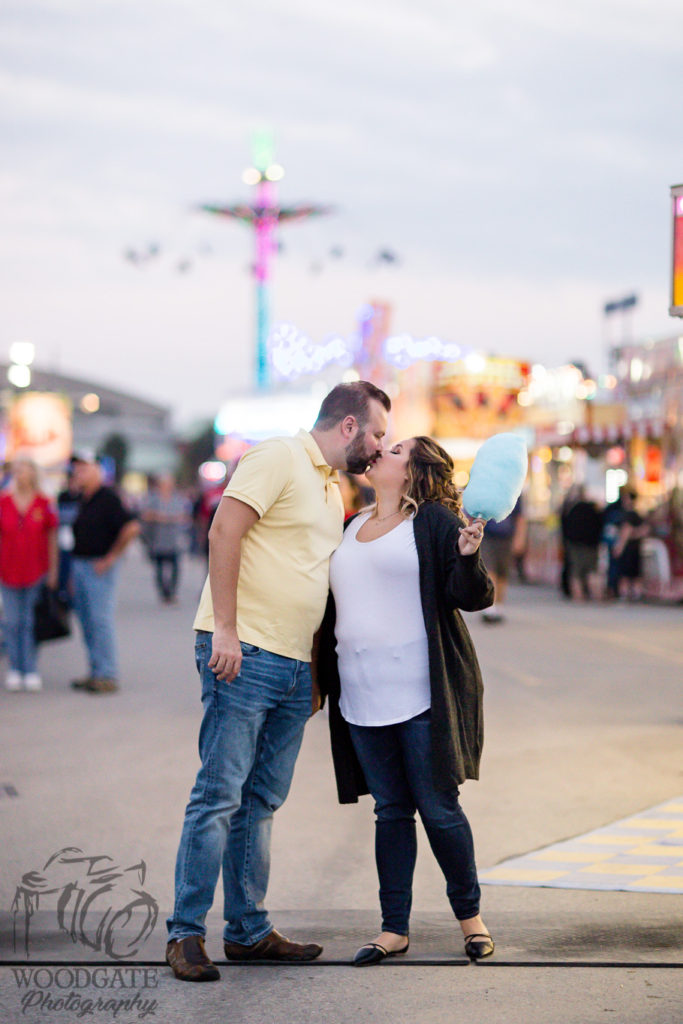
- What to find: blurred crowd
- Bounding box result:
[557,483,681,604]
[0,452,201,693]
[1,451,680,693]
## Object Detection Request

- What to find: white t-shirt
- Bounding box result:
[329,511,431,726]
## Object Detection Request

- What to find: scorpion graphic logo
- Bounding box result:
[12,847,158,960]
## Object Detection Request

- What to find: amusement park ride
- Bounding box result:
[199,130,332,391]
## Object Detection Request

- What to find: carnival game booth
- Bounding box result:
[536,412,683,601]
[610,334,683,600]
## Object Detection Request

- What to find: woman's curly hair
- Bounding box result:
[399,436,463,517]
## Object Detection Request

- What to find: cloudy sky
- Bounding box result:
[2,0,682,425]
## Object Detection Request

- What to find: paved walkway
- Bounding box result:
[1,545,682,1022]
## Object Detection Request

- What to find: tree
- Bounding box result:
[99,433,129,483]
[177,421,216,486]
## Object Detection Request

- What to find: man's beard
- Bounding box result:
[345,434,375,475]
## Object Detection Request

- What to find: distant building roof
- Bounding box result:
[1,363,176,474]
[1,363,171,422]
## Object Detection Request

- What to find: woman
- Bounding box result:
[0,457,58,691]
[318,436,495,965]
[613,488,648,601]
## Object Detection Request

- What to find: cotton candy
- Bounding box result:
[462,432,528,522]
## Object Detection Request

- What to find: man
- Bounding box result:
[166,381,390,982]
[562,484,604,601]
[481,494,526,624]
[141,473,191,604]
[69,451,140,694]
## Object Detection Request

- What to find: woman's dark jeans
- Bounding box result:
[348,709,480,936]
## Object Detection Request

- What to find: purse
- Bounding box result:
[33,585,71,644]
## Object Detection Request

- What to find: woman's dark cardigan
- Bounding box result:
[317,501,495,804]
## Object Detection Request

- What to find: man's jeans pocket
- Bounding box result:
[240,642,261,656]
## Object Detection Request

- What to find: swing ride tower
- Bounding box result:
[199,131,332,390]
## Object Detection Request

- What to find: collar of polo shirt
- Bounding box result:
[296,429,340,483]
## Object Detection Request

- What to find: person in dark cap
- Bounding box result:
[69,451,140,693]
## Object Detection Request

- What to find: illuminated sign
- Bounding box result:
[269,319,475,379]
[7,392,72,466]
[214,390,326,443]
[384,334,472,368]
[433,356,531,440]
[671,183,683,317]
[269,323,354,379]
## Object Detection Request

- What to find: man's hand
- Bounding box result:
[310,679,322,717]
[207,497,258,683]
[209,627,243,682]
[93,553,115,575]
[93,521,139,575]
[458,518,486,556]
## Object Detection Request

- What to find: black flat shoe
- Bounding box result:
[464,933,495,961]
[352,938,409,967]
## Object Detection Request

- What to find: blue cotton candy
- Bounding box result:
[462,433,528,522]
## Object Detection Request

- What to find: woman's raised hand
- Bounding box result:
[458,518,486,556]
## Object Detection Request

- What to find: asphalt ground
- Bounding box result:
[1,544,682,1023]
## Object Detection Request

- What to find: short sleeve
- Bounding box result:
[223,440,294,518]
[107,491,135,532]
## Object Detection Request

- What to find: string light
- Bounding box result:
[268,322,476,379]
[384,334,471,368]
[269,323,354,379]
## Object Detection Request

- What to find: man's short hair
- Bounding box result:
[314,381,391,430]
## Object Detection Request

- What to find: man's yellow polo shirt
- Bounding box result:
[193,430,344,661]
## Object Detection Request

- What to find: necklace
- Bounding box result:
[372,509,401,523]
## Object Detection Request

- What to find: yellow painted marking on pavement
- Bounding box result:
[480,797,683,892]
[578,834,641,846]
[634,875,683,888]
[579,863,665,876]
[532,850,612,863]
[483,867,566,882]
[660,803,683,813]
[617,818,683,830]
[627,843,683,858]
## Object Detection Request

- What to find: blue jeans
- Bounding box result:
[1,581,42,673]
[58,549,73,605]
[167,633,312,945]
[71,557,119,679]
[348,709,481,935]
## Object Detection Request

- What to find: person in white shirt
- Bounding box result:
[320,436,495,965]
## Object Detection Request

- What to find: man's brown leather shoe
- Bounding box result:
[224,928,322,962]
[166,936,220,981]
[85,677,119,694]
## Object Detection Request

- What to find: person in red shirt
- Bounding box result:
[0,457,58,691]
